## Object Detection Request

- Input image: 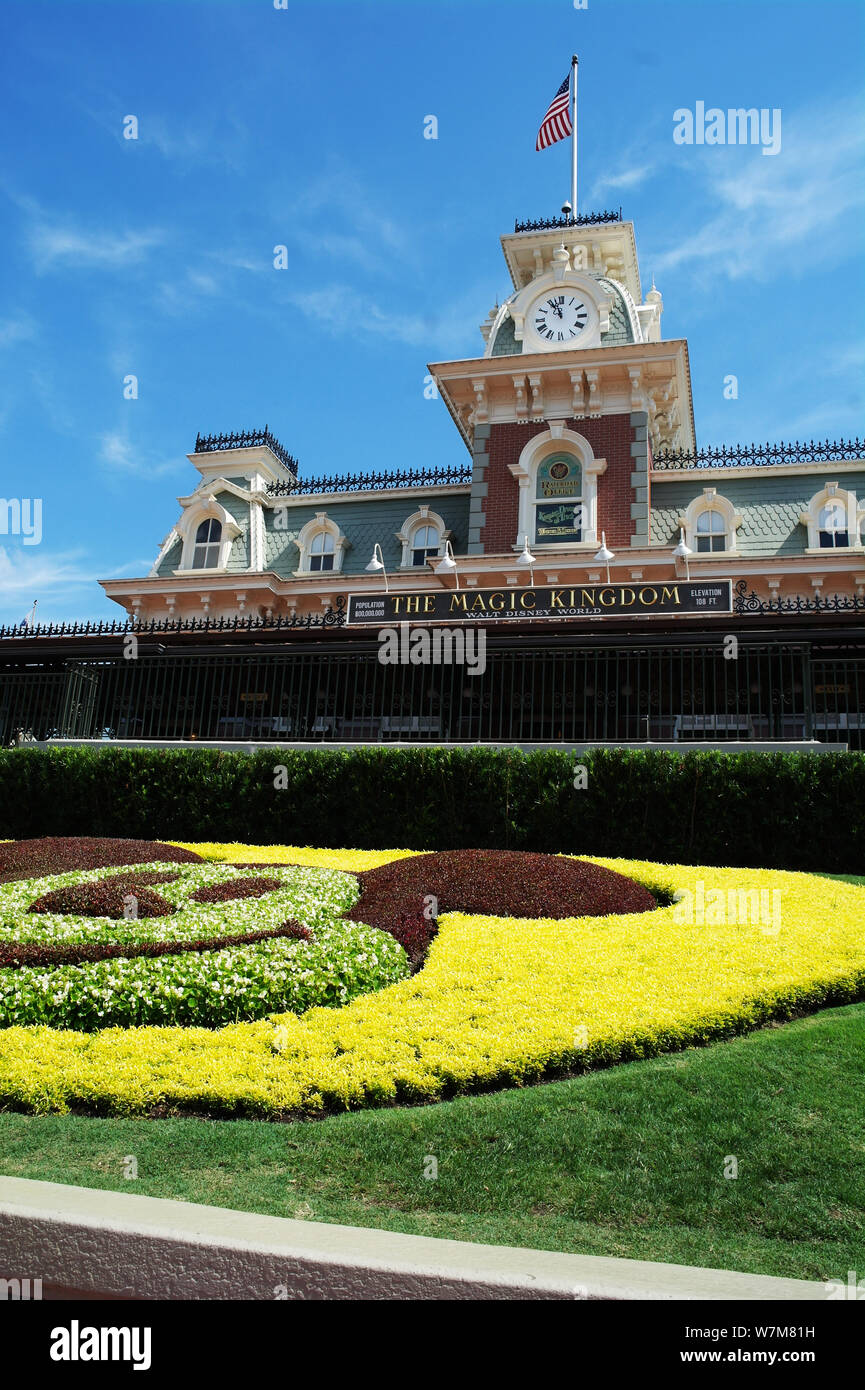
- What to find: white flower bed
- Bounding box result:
[0,863,409,1029]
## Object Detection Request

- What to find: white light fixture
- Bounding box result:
[672,527,693,579]
[515,535,537,585]
[365,542,389,593]
[434,539,458,585]
[593,531,614,584]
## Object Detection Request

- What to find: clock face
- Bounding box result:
[532,294,589,344]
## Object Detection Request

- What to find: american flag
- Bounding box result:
[535,74,572,151]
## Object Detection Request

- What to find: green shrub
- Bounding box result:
[0,746,861,870]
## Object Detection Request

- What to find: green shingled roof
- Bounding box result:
[650,472,865,556]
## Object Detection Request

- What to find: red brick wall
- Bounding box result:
[480,414,637,554]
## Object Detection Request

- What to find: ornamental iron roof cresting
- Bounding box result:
[654,438,865,470]
[194,428,299,475]
[513,209,623,232]
[0,599,347,641]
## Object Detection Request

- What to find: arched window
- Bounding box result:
[818,501,849,548]
[411,523,440,567]
[192,518,222,568]
[695,509,726,553]
[293,512,348,574]
[534,454,583,545]
[396,508,449,568]
[309,530,336,571]
[800,484,864,552]
[678,489,742,557]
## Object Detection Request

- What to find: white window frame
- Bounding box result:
[800,482,865,555]
[395,506,450,569]
[678,488,742,558]
[293,512,349,575]
[175,498,242,573]
[192,517,223,569]
[508,425,606,552]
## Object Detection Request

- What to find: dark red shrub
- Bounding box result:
[388,910,437,968]
[108,871,181,889]
[189,876,281,904]
[0,838,201,885]
[27,882,176,919]
[0,919,314,969]
[347,850,656,969]
[278,921,313,942]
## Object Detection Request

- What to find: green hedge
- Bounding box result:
[0,746,862,871]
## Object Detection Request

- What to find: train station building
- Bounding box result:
[2,210,863,747]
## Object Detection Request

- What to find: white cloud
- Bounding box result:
[153,266,227,316]
[98,432,179,478]
[650,100,865,283]
[286,282,483,353]
[0,315,37,348]
[138,113,249,173]
[590,162,655,201]
[29,224,165,270]
[0,547,97,605]
[275,168,414,274]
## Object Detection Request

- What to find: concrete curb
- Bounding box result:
[0,1178,828,1301]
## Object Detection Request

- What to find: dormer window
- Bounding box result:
[818,503,849,548]
[396,507,449,569]
[192,519,222,569]
[411,524,441,566]
[800,484,864,553]
[695,509,726,553]
[309,530,336,571]
[678,489,741,557]
[293,513,348,574]
[175,498,241,572]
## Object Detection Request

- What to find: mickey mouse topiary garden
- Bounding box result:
[0,835,863,1120]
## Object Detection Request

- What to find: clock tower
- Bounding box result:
[428,211,695,558]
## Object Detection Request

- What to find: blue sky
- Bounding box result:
[1,0,863,623]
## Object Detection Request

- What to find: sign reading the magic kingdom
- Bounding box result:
[347,580,733,625]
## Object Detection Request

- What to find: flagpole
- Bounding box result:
[570,54,578,218]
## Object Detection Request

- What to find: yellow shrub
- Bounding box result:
[170,842,414,873]
[0,853,862,1118]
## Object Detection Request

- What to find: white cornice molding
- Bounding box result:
[265,484,471,509]
[430,338,696,455]
[500,221,642,305]
[188,445,295,487]
[179,478,251,507]
[653,460,865,481]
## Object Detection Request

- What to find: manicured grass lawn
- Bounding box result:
[1,1002,862,1282]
